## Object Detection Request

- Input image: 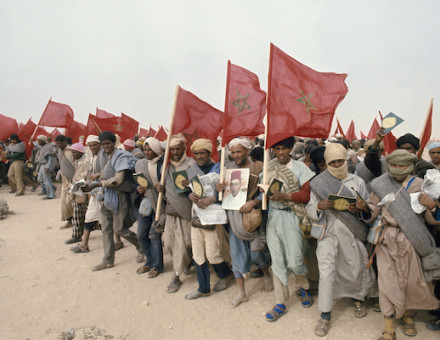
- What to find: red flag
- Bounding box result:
[267,44,348,147]
[345,120,357,142]
[173,87,223,162]
[148,126,157,137]
[96,108,116,118]
[49,128,62,140]
[360,131,367,140]
[367,119,380,140]
[417,99,433,158]
[38,99,74,128]
[0,114,19,141]
[86,114,102,136]
[18,119,38,141]
[223,61,266,146]
[383,131,397,155]
[93,115,121,134]
[139,128,150,137]
[335,118,346,139]
[155,126,168,142]
[120,113,139,139]
[66,120,86,143]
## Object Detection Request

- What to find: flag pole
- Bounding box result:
[155,85,180,221]
[91,115,102,134]
[218,146,225,201]
[262,112,269,210]
[417,98,434,159]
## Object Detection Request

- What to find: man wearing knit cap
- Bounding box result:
[134,137,165,278]
[365,129,434,179]
[183,138,233,300]
[264,137,315,322]
[55,135,75,229]
[36,135,56,199]
[65,143,91,244]
[216,137,272,308]
[428,141,440,170]
[82,131,142,271]
[70,135,103,253]
[307,142,374,336]
[360,149,440,340]
[155,133,195,293]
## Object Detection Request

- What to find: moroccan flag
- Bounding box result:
[267,44,348,147]
[333,117,346,138]
[66,120,86,143]
[172,86,223,162]
[93,115,121,134]
[383,131,397,155]
[360,131,367,140]
[367,118,380,140]
[345,120,357,142]
[223,61,266,146]
[50,128,62,140]
[0,114,19,141]
[120,113,139,139]
[148,126,157,137]
[86,114,102,136]
[38,99,74,128]
[96,108,116,118]
[18,119,38,141]
[139,128,150,137]
[155,126,168,142]
[417,99,433,158]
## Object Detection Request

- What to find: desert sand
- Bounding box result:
[0,184,438,340]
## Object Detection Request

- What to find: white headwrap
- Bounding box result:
[324,142,348,180]
[86,135,100,145]
[169,133,186,148]
[37,135,48,143]
[228,138,252,150]
[144,137,164,156]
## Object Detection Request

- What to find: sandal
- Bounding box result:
[166,277,181,293]
[314,319,330,337]
[115,242,124,251]
[426,316,440,331]
[70,244,89,253]
[265,304,287,322]
[148,267,160,279]
[377,331,396,340]
[354,301,367,318]
[300,288,312,308]
[401,317,417,337]
[136,265,151,274]
[184,290,211,300]
[92,262,114,272]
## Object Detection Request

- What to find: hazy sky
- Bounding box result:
[1,0,439,138]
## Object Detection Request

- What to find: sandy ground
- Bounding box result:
[0,184,438,340]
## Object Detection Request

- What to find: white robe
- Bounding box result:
[306,174,376,312]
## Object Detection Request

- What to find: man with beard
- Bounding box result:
[216,138,272,308]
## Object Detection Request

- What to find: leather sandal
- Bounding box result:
[401,317,417,337]
[70,244,89,253]
[377,331,396,340]
[265,304,287,322]
[136,265,151,274]
[92,262,114,272]
[314,319,330,337]
[148,267,160,278]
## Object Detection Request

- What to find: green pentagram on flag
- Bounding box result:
[232,91,251,115]
[183,129,199,145]
[296,89,317,113]
[113,123,123,132]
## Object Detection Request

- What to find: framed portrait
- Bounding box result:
[221,168,250,210]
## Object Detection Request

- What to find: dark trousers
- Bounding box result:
[137,213,163,272]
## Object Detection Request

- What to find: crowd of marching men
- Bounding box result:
[1,129,440,339]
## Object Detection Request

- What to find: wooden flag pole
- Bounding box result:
[262,110,269,210]
[155,85,180,221]
[218,146,225,201]
[417,97,434,159]
[91,116,102,134]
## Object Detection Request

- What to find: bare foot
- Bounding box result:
[262,275,274,292]
[230,292,249,308]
